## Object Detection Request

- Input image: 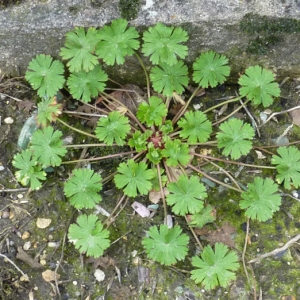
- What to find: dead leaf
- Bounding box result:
[289,108,300,126]
[36,218,52,229]
[87,256,115,270]
[206,222,236,248]
[42,270,60,282]
[17,100,35,112]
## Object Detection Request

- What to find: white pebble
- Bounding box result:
[94,269,105,282]
[23,241,31,251]
[4,117,14,124]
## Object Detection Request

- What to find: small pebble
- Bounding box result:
[94,269,105,282]
[48,242,60,248]
[21,231,31,240]
[4,117,14,124]
[40,259,47,266]
[73,281,78,286]
[0,165,4,171]
[23,241,31,251]
[17,194,24,199]
[2,211,10,219]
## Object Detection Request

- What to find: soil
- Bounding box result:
[0,76,300,300]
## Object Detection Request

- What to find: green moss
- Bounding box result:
[240,13,300,34]
[118,0,140,20]
[0,0,24,9]
[239,13,300,54]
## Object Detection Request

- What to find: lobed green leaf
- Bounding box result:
[95,111,130,146]
[142,23,188,66]
[25,54,65,98]
[239,65,280,107]
[193,50,230,88]
[68,214,110,258]
[240,177,281,221]
[142,225,189,265]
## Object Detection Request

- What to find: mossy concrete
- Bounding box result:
[1,1,300,80]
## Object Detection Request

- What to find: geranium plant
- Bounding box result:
[12,18,299,291]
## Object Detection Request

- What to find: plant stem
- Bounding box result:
[192,152,276,169]
[172,86,202,125]
[61,150,137,164]
[65,143,109,148]
[57,118,97,139]
[187,163,242,192]
[134,52,151,99]
[157,163,168,223]
[203,95,243,114]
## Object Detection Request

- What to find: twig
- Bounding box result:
[0,252,26,276]
[242,219,251,284]
[1,188,29,192]
[248,234,300,264]
[260,105,300,127]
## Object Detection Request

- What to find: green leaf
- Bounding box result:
[166,175,207,216]
[64,168,103,209]
[67,65,108,103]
[142,23,188,66]
[216,118,254,159]
[60,27,101,72]
[271,146,300,189]
[191,243,239,290]
[189,205,216,229]
[114,159,153,197]
[68,214,110,258]
[25,54,65,98]
[150,61,189,97]
[128,130,149,152]
[193,50,230,88]
[30,127,67,167]
[96,19,140,65]
[178,111,212,144]
[146,142,163,164]
[142,225,189,265]
[95,111,130,146]
[240,177,281,221]
[162,139,190,166]
[37,97,63,127]
[239,65,280,107]
[136,96,167,126]
[12,150,46,190]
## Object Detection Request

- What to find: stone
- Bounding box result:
[1,0,300,79]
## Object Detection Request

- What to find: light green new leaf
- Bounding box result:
[217,118,254,159]
[162,139,190,167]
[128,130,149,152]
[239,65,280,107]
[191,243,239,290]
[142,23,188,66]
[37,97,63,127]
[30,127,67,167]
[12,150,46,190]
[114,159,153,197]
[240,177,281,221]
[193,50,230,88]
[96,19,140,65]
[64,168,103,209]
[142,225,189,265]
[68,214,110,258]
[150,61,189,97]
[95,111,130,146]
[271,146,300,189]
[178,111,212,144]
[60,27,101,72]
[166,175,207,216]
[146,142,164,164]
[136,96,167,126]
[67,65,108,103]
[25,54,65,98]
[189,205,216,229]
